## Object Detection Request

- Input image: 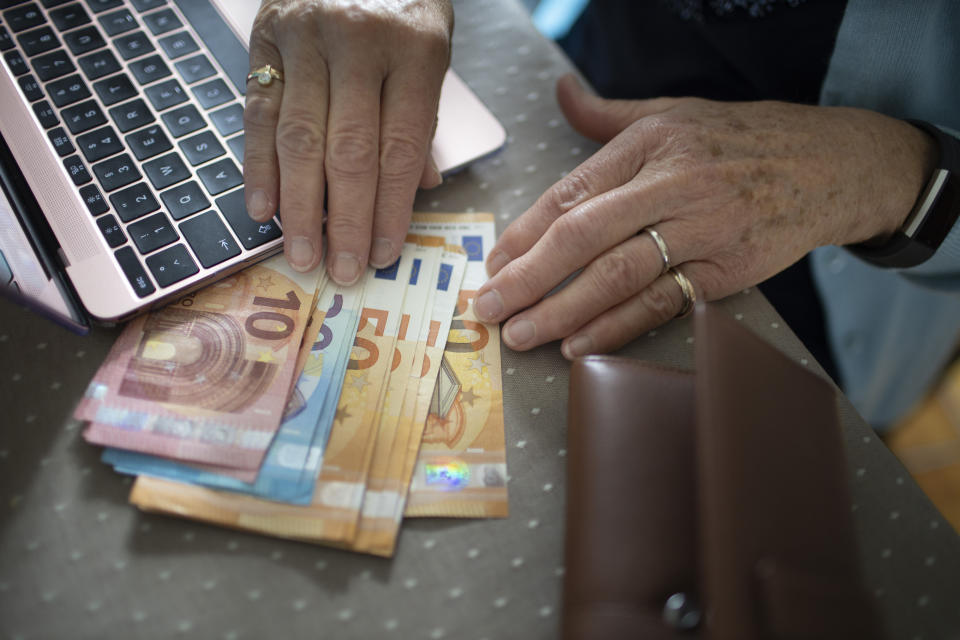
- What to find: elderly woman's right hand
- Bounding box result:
[243,0,453,283]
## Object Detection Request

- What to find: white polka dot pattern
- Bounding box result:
[0,1,958,639]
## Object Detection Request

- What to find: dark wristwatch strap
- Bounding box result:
[850,120,960,268]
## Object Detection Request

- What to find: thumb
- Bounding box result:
[556,73,680,143]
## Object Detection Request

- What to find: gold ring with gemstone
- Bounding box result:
[247,64,284,86]
[670,267,696,318]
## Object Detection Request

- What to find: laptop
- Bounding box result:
[0,0,506,334]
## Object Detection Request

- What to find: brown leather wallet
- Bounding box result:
[563,304,880,640]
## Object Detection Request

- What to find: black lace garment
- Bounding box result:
[664,0,808,22]
[558,0,847,104]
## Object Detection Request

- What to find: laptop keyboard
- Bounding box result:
[0,0,281,300]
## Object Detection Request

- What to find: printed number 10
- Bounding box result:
[245,291,301,340]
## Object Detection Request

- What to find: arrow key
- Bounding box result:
[179,209,240,267]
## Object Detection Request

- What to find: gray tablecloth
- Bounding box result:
[2,1,959,639]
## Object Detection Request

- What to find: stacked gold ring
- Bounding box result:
[670,268,696,318]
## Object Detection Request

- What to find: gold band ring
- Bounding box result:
[670,267,696,318]
[643,228,672,275]
[247,64,284,87]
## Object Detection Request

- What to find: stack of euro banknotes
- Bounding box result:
[73,213,507,557]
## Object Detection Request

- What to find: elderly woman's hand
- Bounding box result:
[243,0,453,283]
[476,74,936,358]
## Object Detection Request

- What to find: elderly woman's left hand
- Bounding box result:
[475,74,936,358]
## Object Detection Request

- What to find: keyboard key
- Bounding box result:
[161,103,203,137]
[179,130,224,166]
[161,180,208,220]
[227,133,243,163]
[128,211,177,254]
[39,0,75,7]
[130,0,164,12]
[17,25,59,56]
[144,77,184,110]
[179,210,240,267]
[129,53,169,84]
[98,7,134,35]
[93,152,140,191]
[79,182,108,215]
[209,103,243,136]
[62,154,91,185]
[17,73,42,100]
[33,99,59,128]
[32,49,74,80]
[62,98,105,133]
[49,3,91,31]
[108,97,154,132]
[63,25,104,55]
[197,158,241,195]
[146,243,198,287]
[173,53,214,84]
[114,245,154,296]
[216,188,281,250]
[143,151,188,189]
[47,72,90,106]
[96,213,125,247]
[113,29,152,60]
[157,30,196,59]
[4,3,45,33]
[92,71,133,103]
[109,180,158,221]
[47,125,74,156]
[78,48,119,79]
[0,25,13,51]
[191,78,230,110]
[4,49,29,75]
[125,123,170,159]
[85,0,123,13]
[76,124,122,161]
[142,7,179,35]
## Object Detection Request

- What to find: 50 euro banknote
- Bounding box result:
[77,255,324,471]
[404,213,508,518]
[349,240,468,555]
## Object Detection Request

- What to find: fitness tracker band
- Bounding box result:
[850,120,960,268]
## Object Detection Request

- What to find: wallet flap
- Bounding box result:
[694,304,878,639]
[754,558,880,639]
[564,356,698,640]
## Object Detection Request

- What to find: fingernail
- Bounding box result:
[475,289,503,321]
[563,335,594,360]
[424,158,442,189]
[486,250,510,277]
[248,189,270,220]
[288,236,316,272]
[504,319,535,348]
[370,238,395,267]
[332,252,361,285]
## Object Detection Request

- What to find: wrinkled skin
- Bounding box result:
[244,0,453,284]
[474,74,936,359]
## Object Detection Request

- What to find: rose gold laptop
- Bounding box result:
[0,0,505,333]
